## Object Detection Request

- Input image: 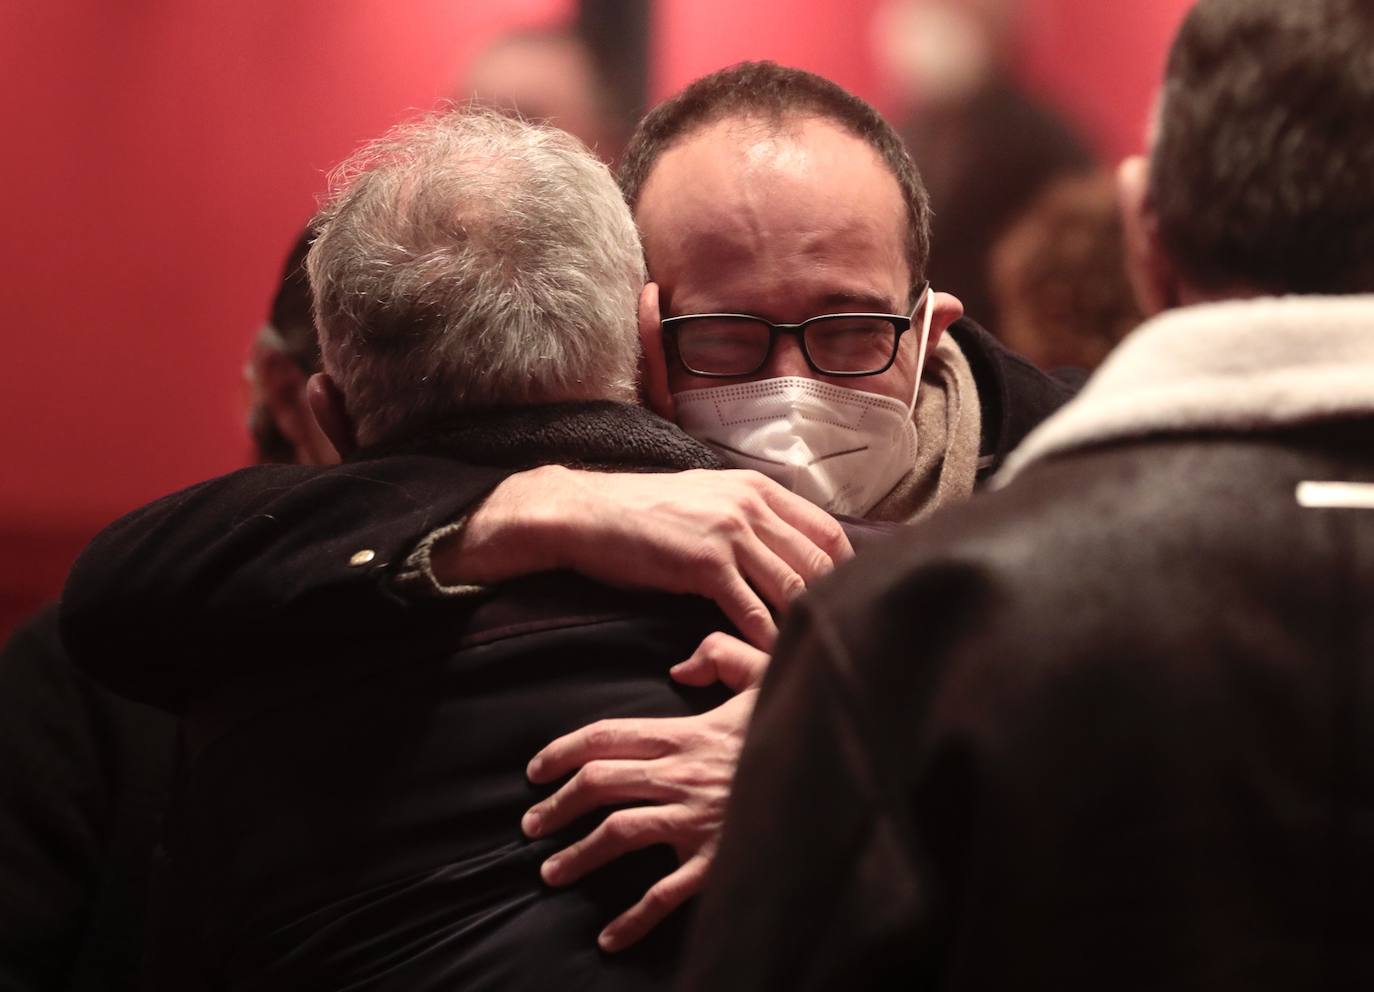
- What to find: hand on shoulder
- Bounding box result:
[430,465,854,648]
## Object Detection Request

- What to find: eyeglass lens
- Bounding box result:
[677,315,898,375]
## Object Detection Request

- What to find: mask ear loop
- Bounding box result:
[906,282,935,419]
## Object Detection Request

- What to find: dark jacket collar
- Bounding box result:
[352,401,725,474]
[947,317,1087,484]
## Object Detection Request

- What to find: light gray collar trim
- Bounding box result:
[994,295,1374,486]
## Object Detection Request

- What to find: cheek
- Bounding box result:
[857,373,914,404]
[667,365,727,395]
[849,335,918,404]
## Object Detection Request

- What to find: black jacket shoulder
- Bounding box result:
[947,317,1087,482]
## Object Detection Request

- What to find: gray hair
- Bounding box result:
[307,107,646,446]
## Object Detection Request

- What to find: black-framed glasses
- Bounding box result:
[662,283,930,378]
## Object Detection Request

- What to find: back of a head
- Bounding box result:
[308,108,645,447]
[618,61,932,297]
[991,174,1141,370]
[1151,0,1374,295]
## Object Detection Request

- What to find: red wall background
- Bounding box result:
[0,0,1192,640]
[652,0,1192,157]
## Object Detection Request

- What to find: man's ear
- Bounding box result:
[926,290,964,353]
[306,372,359,459]
[637,282,675,422]
[1117,155,1177,317]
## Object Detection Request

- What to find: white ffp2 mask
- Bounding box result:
[674,376,919,516]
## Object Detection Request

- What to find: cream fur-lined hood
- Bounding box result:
[994,296,1374,486]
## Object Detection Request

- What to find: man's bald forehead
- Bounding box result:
[617,61,931,291]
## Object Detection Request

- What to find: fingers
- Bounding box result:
[734,529,808,605]
[524,759,680,838]
[670,632,770,692]
[748,473,855,567]
[709,472,844,592]
[540,805,677,887]
[703,569,778,651]
[690,473,853,635]
[527,717,683,785]
[746,490,850,583]
[598,854,712,953]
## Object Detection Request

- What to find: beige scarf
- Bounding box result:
[867,332,981,524]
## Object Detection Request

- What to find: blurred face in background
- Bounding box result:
[464,32,616,160]
[635,116,926,407]
[874,0,1017,107]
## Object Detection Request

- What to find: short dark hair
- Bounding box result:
[618,61,931,296]
[991,174,1141,370]
[1151,0,1374,295]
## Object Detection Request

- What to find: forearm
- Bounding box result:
[425,464,576,587]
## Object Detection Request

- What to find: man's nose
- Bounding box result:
[760,334,812,380]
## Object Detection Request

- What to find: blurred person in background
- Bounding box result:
[245,228,338,467]
[989,173,1143,370]
[683,0,1374,987]
[0,227,327,992]
[875,0,1094,331]
[462,26,629,164]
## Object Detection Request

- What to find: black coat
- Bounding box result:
[68,404,742,991]
[0,607,175,992]
[161,578,732,991]
[681,418,1374,991]
[63,402,729,710]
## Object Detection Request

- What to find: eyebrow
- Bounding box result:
[667,290,901,320]
[814,290,900,312]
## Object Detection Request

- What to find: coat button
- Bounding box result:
[349,549,377,567]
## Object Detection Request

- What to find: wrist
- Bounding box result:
[430,464,577,584]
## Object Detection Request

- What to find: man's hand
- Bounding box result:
[522,633,769,951]
[430,467,852,649]
[667,630,770,693]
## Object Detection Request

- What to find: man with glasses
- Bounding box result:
[620,63,1080,526]
[511,62,1080,949]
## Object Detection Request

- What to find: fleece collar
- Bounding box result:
[995,295,1374,486]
